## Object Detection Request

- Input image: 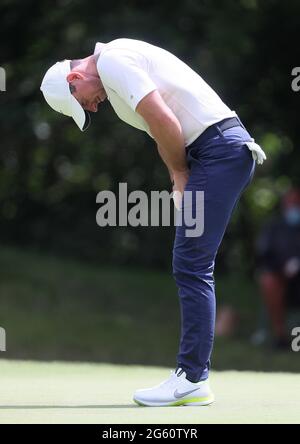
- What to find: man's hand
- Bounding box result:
[173,169,189,195]
[172,169,189,210]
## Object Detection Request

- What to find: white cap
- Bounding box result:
[40,59,90,131]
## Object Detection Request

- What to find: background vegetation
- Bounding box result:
[0,0,299,370]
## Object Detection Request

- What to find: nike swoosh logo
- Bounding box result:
[174,388,200,399]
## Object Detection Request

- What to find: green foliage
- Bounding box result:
[0,0,299,270]
[1,245,300,372]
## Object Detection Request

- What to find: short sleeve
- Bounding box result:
[98,50,157,111]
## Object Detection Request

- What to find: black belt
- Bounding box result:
[188,117,243,149]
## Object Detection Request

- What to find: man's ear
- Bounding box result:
[66,72,84,83]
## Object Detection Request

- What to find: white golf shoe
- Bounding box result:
[133,368,214,407]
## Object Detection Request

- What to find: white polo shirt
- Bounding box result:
[95,39,236,147]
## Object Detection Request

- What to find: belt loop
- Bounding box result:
[236,116,246,130]
[215,124,224,137]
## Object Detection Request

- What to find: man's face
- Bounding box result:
[67,72,107,112]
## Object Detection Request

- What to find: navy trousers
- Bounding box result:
[172,120,256,382]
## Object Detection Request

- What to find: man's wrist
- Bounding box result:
[173,168,189,177]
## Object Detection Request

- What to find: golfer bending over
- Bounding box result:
[41,38,266,407]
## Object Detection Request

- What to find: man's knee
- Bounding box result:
[172,248,214,290]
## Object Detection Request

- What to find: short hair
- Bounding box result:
[69,83,76,94]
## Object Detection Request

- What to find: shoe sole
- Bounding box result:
[133,394,214,407]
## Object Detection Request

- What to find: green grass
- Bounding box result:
[0,360,299,424]
[0,245,300,372]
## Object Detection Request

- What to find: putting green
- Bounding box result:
[0,359,299,424]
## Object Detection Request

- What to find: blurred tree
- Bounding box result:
[0,0,299,272]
